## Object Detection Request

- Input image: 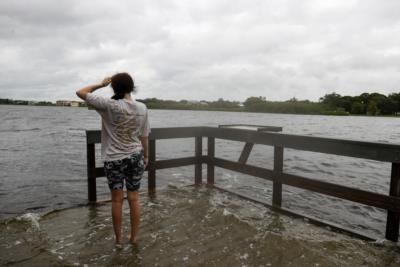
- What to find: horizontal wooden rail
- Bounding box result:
[280,172,400,213]
[211,157,274,180]
[155,157,197,170]
[211,156,400,213]
[87,127,400,163]
[205,127,400,163]
[150,127,206,140]
[86,127,204,144]
[219,124,283,132]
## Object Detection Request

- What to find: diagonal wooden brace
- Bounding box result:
[238,142,254,164]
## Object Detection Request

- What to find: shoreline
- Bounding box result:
[2,103,399,117]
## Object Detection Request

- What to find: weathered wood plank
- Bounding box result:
[213,157,274,180]
[219,124,283,132]
[87,143,97,203]
[150,127,206,140]
[154,157,197,170]
[207,137,215,185]
[212,156,400,212]
[385,163,400,241]
[238,143,254,164]
[279,172,400,213]
[195,136,203,185]
[273,146,283,207]
[148,139,156,193]
[87,127,400,163]
[205,127,400,163]
[86,130,101,145]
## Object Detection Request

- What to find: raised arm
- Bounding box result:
[76,77,111,100]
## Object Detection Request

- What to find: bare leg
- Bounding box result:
[127,191,140,244]
[111,189,124,245]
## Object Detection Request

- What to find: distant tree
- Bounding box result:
[319,92,342,108]
[337,96,353,112]
[244,96,266,105]
[378,98,397,115]
[243,96,267,112]
[209,98,240,108]
[359,93,370,105]
[388,93,400,113]
[351,102,365,114]
[367,101,379,115]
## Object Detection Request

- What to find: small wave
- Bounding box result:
[25,206,46,211]
[320,162,337,167]
[0,128,41,133]
[290,166,314,173]
[3,116,21,121]
[16,212,41,230]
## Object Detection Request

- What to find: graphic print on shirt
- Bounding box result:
[111,109,143,152]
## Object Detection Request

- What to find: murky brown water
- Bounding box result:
[1,186,399,267]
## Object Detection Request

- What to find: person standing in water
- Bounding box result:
[76,73,150,246]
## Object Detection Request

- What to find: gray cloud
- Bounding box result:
[0,0,399,102]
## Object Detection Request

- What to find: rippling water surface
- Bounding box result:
[1,187,399,266]
[1,105,399,238]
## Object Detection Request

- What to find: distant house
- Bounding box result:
[56,100,83,107]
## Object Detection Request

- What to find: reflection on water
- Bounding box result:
[1,187,399,267]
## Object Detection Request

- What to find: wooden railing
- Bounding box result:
[86,126,400,242]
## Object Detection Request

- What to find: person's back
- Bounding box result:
[86,94,150,162]
[76,72,149,247]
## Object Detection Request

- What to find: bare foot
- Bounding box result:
[127,234,139,245]
[115,237,123,245]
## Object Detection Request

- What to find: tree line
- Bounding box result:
[140,92,400,116]
[2,92,400,116]
[0,98,54,106]
[139,98,243,112]
[318,92,400,115]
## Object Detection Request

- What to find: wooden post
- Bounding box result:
[87,143,97,203]
[385,162,400,242]
[195,136,203,185]
[207,137,215,185]
[148,139,156,194]
[272,146,283,207]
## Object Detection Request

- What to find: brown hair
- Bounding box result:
[111,72,135,100]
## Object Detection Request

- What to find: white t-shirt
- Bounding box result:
[86,93,150,162]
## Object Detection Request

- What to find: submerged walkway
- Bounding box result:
[1,187,399,266]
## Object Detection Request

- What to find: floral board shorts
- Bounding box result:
[104,150,145,191]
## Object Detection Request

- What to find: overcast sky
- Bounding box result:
[1,0,400,102]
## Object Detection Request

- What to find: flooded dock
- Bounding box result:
[1,186,399,267]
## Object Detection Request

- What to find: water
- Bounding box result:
[1,187,399,266]
[1,105,399,239]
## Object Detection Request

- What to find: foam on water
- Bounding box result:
[16,212,42,230]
